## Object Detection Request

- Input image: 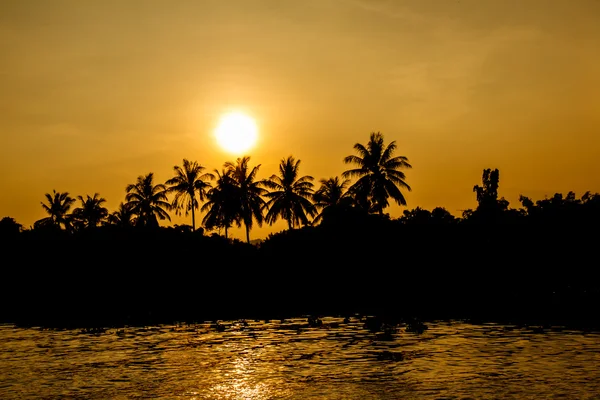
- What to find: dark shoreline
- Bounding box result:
[3,220,599,331]
[4,279,599,331]
[6,314,600,334]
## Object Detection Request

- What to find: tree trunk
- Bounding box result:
[191,205,196,232]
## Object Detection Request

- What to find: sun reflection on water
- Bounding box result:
[1,318,600,399]
[204,352,291,400]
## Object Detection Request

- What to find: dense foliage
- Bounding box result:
[1,135,599,328]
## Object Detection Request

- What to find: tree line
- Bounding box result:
[1,132,413,242]
[2,131,600,327]
[2,129,599,243]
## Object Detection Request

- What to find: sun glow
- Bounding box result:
[214,111,258,154]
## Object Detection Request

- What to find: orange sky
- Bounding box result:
[1,0,599,240]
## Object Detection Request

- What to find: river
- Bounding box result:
[1,317,599,399]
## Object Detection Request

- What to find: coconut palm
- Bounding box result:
[165,159,214,232]
[262,156,316,229]
[201,169,240,239]
[72,193,109,229]
[342,132,412,215]
[312,176,352,225]
[125,172,171,228]
[106,202,136,227]
[37,190,76,230]
[224,156,268,243]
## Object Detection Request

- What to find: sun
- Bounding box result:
[214,111,258,154]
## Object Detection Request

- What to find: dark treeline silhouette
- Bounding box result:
[1,133,599,329]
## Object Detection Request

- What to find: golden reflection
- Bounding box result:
[204,348,290,400]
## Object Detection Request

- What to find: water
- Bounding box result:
[1,317,599,399]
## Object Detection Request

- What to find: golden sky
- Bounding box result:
[1,0,599,240]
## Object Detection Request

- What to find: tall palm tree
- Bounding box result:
[106,202,136,227]
[224,156,268,243]
[342,132,412,215]
[165,159,214,232]
[125,172,171,228]
[72,193,109,229]
[201,169,240,239]
[262,156,317,229]
[313,176,352,225]
[37,190,76,230]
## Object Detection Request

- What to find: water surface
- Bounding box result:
[1,317,599,399]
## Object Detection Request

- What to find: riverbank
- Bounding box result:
[2,221,599,329]
[4,273,599,331]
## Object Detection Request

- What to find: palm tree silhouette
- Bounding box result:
[313,176,352,225]
[224,156,267,243]
[262,156,317,230]
[37,190,76,230]
[165,159,214,232]
[72,193,109,229]
[342,132,412,215]
[125,172,171,228]
[106,202,136,227]
[201,169,240,239]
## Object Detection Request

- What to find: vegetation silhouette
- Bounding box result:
[1,132,599,329]
[36,190,76,231]
[312,176,352,225]
[125,172,172,228]
[342,131,412,214]
[201,168,240,239]
[165,159,214,232]
[0,217,22,238]
[262,156,317,230]
[106,202,136,228]
[72,193,109,230]
[223,156,268,243]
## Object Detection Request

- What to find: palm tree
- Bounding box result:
[125,172,171,228]
[224,156,268,243]
[165,159,214,232]
[262,156,317,229]
[313,176,352,225]
[72,193,109,229]
[201,169,240,239]
[106,202,136,227]
[342,132,412,215]
[37,190,76,230]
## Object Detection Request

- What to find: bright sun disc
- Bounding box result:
[215,112,258,154]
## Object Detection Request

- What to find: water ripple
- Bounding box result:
[1,318,599,399]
